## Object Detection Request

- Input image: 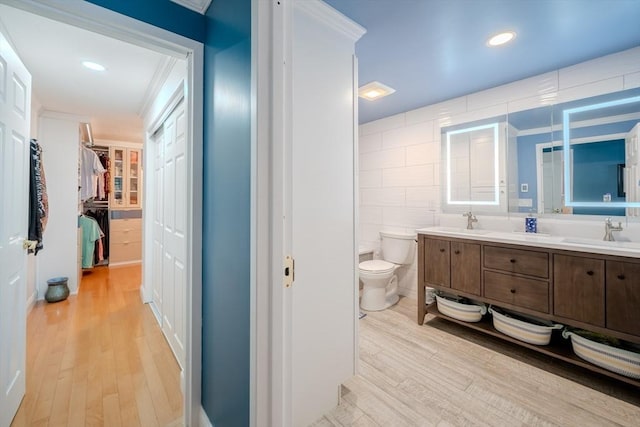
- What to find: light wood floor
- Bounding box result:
[315,296,640,427]
[11,265,183,427]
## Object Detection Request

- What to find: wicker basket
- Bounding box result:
[489,307,562,345]
[435,295,486,323]
[563,330,640,379]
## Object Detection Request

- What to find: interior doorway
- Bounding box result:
[0,1,203,425]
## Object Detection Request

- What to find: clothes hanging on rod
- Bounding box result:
[79,214,103,268]
[84,208,110,264]
[28,139,48,255]
[80,145,106,201]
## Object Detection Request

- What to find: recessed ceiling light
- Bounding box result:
[487,31,516,47]
[358,81,395,101]
[82,61,106,71]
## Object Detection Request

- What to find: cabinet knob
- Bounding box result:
[510,259,516,263]
[454,250,460,255]
[586,270,594,276]
[510,288,516,294]
[617,274,626,280]
[439,248,445,253]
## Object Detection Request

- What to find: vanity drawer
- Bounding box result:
[484,270,549,313]
[484,245,548,278]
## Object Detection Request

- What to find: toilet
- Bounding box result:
[359,231,416,311]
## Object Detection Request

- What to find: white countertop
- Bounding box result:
[416,226,640,258]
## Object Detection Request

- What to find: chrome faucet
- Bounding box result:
[603,217,623,241]
[463,211,478,230]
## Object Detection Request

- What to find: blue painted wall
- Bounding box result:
[516,121,634,214]
[85,0,205,41]
[201,0,252,426]
[83,1,252,425]
[572,139,625,215]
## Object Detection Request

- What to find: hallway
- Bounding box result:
[11,266,183,426]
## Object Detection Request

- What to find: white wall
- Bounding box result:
[36,111,86,298]
[359,46,640,298]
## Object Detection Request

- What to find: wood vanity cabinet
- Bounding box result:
[424,238,450,287]
[553,254,605,327]
[417,232,640,386]
[483,245,550,313]
[450,241,481,295]
[423,238,480,294]
[606,260,640,336]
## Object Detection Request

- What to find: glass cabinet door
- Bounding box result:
[112,148,125,206]
[128,149,140,207]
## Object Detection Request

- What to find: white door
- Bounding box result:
[0,27,31,426]
[161,99,187,368]
[285,5,360,426]
[150,126,165,321]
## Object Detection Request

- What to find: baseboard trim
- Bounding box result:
[26,291,37,313]
[108,260,142,268]
[200,406,213,427]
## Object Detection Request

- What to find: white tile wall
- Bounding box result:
[358,46,640,298]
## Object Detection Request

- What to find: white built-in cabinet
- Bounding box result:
[110,146,142,209]
[283,2,364,425]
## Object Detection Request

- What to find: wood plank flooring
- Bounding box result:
[11,265,183,427]
[315,297,640,426]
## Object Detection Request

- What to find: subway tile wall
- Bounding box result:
[358,46,640,298]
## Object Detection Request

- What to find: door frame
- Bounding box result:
[1,1,204,425]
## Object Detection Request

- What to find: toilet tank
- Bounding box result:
[380,231,416,265]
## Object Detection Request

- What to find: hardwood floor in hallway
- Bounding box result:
[11,265,183,427]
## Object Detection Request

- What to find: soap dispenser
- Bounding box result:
[525,211,537,233]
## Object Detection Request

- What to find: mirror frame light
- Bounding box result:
[563,95,640,208]
[446,122,500,206]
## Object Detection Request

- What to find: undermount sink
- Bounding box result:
[561,237,640,250]
[430,226,491,235]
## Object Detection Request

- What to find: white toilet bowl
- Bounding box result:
[359,260,400,311]
[358,231,415,312]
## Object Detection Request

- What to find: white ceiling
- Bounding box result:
[0,4,172,142]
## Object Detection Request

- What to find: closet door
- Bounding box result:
[161,99,187,368]
[151,129,164,321]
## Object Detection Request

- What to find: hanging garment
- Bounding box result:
[28,139,48,254]
[79,215,103,268]
[80,146,106,201]
[86,209,110,263]
[99,153,110,197]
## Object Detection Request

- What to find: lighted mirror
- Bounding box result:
[508,105,558,214]
[563,90,640,216]
[443,118,507,212]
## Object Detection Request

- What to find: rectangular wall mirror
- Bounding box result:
[562,90,640,216]
[442,117,508,213]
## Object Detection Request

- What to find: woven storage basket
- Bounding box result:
[563,330,640,379]
[435,295,486,323]
[489,307,562,345]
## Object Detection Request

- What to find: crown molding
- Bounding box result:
[169,0,212,15]
[295,0,366,42]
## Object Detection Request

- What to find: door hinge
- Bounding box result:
[283,255,294,288]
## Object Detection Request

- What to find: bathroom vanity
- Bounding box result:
[417,227,640,386]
